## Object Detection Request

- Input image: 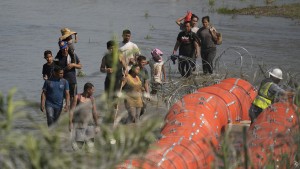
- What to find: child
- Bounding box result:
[42,50,54,80]
[69,82,100,152]
[59,27,78,54]
[149,48,166,95]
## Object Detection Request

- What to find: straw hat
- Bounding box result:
[59,28,76,41]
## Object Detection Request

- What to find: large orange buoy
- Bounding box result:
[247,102,298,168]
[117,78,298,169]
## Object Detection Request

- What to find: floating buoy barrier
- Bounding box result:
[248,101,298,168]
[117,78,299,169]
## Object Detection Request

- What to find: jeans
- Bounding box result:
[248,104,263,124]
[46,106,62,126]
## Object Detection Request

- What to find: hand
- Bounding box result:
[40,105,45,112]
[106,68,113,74]
[69,122,73,132]
[95,126,101,134]
[129,58,135,65]
[66,63,74,70]
[173,50,176,55]
[63,104,69,112]
[143,93,151,101]
[117,91,123,98]
[65,106,69,112]
[209,27,216,32]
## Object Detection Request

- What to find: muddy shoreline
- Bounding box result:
[218,3,300,20]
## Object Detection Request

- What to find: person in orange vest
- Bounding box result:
[249,68,286,123]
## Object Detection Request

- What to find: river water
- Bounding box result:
[1,0,300,125]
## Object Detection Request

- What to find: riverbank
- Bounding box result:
[217,3,300,20]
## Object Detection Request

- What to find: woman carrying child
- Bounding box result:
[121,65,143,123]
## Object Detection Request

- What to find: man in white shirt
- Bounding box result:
[119,29,141,71]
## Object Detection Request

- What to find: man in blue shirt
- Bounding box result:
[40,67,70,126]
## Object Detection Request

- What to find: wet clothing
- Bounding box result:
[123,75,143,108]
[137,67,149,87]
[176,31,198,77]
[42,62,55,79]
[43,78,69,109]
[137,67,150,116]
[123,74,143,123]
[42,77,69,126]
[197,27,217,74]
[55,51,80,97]
[102,52,124,94]
[55,51,80,84]
[149,59,164,84]
[73,94,96,141]
[249,78,285,123]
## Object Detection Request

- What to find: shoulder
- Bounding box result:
[61,78,69,85]
[129,41,139,48]
[197,27,206,33]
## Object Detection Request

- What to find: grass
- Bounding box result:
[217,3,300,20]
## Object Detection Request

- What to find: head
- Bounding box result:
[53,66,64,79]
[129,64,140,75]
[184,21,191,33]
[191,14,199,27]
[58,41,69,56]
[122,29,131,43]
[44,50,53,63]
[151,48,163,62]
[202,16,210,28]
[107,40,116,52]
[60,27,76,42]
[269,68,283,84]
[137,55,147,68]
[83,82,95,97]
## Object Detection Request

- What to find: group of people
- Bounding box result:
[100,29,167,123]
[38,12,290,153]
[173,12,221,77]
[40,28,99,152]
[40,27,168,151]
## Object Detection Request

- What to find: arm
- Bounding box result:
[144,80,150,94]
[74,33,78,43]
[176,15,185,26]
[71,62,82,69]
[194,40,200,58]
[209,27,218,41]
[91,97,100,133]
[65,90,70,112]
[173,41,181,55]
[133,44,141,62]
[162,65,166,81]
[67,55,82,70]
[100,57,108,73]
[69,94,77,132]
[119,53,128,76]
[40,90,46,112]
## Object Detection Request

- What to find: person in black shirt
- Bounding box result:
[173,21,200,77]
[42,50,55,80]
